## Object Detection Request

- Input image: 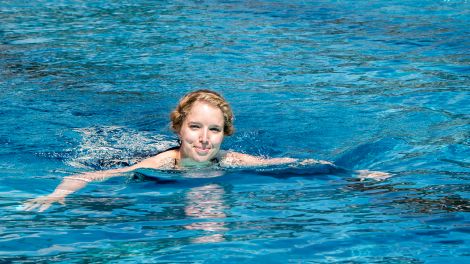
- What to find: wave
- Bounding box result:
[65,126,177,170]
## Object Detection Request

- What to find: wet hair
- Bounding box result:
[170,89,234,136]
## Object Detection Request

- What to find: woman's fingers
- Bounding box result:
[23,196,64,212]
[22,200,36,211]
[38,202,52,212]
[357,170,392,181]
[299,159,334,166]
[23,198,44,211]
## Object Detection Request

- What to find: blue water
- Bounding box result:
[1,0,469,262]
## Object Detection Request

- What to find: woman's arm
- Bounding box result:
[221,151,391,180]
[221,152,333,167]
[23,152,175,212]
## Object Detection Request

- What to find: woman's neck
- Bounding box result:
[175,149,219,169]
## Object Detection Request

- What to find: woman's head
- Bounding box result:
[170,90,234,136]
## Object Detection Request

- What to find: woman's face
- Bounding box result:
[178,101,225,165]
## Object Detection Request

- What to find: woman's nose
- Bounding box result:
[199,129,209,143]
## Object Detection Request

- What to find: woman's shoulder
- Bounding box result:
[218,151,260,167]
[135,148,178,169]
[156,148,178,159]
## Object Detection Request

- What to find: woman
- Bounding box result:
[24,90,389,212]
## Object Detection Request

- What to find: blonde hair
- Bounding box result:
[170,89,234,136]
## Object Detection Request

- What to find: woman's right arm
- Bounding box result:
[23,152,174,212]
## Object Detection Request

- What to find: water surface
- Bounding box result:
[1,0,469,262]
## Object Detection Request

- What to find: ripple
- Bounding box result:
[10,37,53,45]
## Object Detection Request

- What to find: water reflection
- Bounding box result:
[344,179,470,213]
[184,183,228,243]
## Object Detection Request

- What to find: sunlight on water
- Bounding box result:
[0,0,469,262]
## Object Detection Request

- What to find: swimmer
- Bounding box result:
[24,89,390,212]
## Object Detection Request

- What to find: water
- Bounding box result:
[1,0,469,262]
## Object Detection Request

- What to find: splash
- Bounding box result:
[66,126,176,170]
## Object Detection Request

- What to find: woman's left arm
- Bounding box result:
[222,151,391,180]
[221,151,298,167]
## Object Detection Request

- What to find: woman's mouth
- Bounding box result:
[194,146,211,154]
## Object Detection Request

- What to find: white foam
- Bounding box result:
[66,126,176,169]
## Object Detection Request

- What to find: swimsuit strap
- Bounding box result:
[212,157,220,165]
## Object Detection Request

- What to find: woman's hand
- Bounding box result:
[356,170,392,181]
[298,159,334,166]
[23,190,70,212]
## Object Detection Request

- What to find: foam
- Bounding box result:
[65,126,176,170]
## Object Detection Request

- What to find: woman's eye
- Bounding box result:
[189,125,200,129]
[210,128,221,132]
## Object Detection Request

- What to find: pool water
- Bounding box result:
[1,0,469,262]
